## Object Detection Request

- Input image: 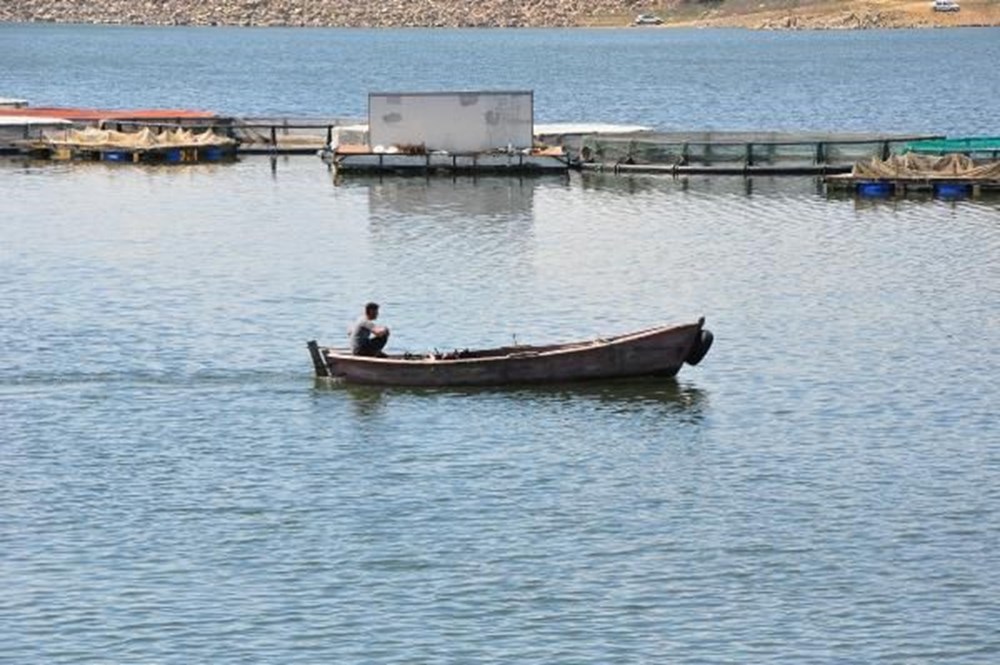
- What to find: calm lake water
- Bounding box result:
[2,23,999,664]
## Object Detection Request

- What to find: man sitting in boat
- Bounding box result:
[349,301,390,357]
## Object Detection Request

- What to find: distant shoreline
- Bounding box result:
[1,0,998,30]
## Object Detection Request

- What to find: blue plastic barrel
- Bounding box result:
[856,181,894,197]
[102,151,130,162]
[163,148,183,163]
[933,182,971,199]
[200,146,224,162]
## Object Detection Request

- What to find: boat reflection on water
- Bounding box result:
[315,376,707,422]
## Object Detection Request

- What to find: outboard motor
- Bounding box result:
[684,329,714,366]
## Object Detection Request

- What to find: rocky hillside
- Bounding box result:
[0,0,645,27]
[1,0,997,28]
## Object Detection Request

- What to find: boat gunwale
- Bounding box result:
[320,320,703,367]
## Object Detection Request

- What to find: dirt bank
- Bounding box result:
[662,0,1000,30]
[1,0,997,28]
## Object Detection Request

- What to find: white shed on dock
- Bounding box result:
[0,115,72,152]
[368,90,534,153]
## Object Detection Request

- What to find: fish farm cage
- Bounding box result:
[902,137,1000,160]
[569,131,940,174]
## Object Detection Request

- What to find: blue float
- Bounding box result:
[201,146,225,162]
[856,181,894,197]
[102,151,129,162]
[933,182,972,199]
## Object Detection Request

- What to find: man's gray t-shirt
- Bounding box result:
[349,316,376,354]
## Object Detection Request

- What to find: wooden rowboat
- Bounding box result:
[307,318,713,387]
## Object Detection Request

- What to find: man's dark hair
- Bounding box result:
[365,302,380,315]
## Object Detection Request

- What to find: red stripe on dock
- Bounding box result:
[0,107,219,121]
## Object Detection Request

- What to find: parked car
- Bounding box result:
[634,13,663,25]
[931,0,960,12]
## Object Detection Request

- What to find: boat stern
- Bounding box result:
[307,340,332,378]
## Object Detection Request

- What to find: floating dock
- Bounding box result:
[325,90,571,175]
[328,144,569,174]
[825,178,1000,199]
[823,153,1000,199]
[18,126,237,163]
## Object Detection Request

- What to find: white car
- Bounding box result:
[932,0,960,12]
[634,14,663,25]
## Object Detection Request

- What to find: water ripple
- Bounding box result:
[3,154,998,663]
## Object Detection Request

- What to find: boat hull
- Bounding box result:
[308,319,711,387]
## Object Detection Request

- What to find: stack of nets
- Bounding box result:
[852,153,1000,180]
[44,127,235,150]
